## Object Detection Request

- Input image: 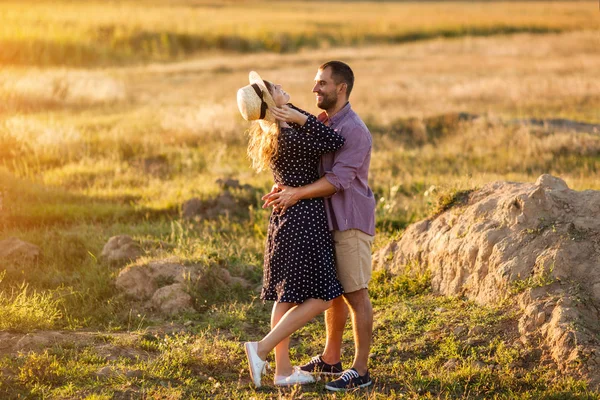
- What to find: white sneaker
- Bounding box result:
[244,341,266,388]
[274,366,316,386]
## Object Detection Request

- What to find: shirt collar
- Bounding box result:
[329,102,352,126]
[318,102,352,127]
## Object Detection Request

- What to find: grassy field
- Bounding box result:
[0,0,598,66]
[1,0,600,398]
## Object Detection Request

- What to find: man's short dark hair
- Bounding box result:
[319,61,354,99]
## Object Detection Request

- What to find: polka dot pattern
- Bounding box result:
[261,115,346,304]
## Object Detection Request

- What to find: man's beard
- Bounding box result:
[316,91,337,110]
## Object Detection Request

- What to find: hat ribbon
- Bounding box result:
[251,83,268,119]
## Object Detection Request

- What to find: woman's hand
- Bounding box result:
[262,183,300,214]
[270,105,308,126]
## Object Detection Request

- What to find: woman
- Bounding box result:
[237,72,345,387]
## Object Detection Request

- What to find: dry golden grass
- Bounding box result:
[1,0,598,66]
[1,30,598,227]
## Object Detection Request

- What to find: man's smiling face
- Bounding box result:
[312,67,341,111]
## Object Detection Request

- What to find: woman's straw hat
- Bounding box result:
[237,71,277,122]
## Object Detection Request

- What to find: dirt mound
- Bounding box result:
[182,178,258,220]
[0,237,40,265]
[116,258,250,315]
[374,174,600,388]
[101,235,143,265]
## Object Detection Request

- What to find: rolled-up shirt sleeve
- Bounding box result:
[324,128,371,191]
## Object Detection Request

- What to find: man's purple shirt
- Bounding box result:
[319,102,376,236]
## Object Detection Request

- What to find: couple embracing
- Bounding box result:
[236,61,376,391]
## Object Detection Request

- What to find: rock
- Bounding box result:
[218,268,232,284]
[535,174,569,191]
[466,337,484,346]
[16,332,62,351]
[95,366,118,378]
[147,260,201,284]
[443,358,459,370]
[469,326,485,336]
[0,237,40,264]
[182,192,237,219]
[453,326,467,336]
[101,235,142,265]
[182,198,203,219]
[116,264,157,300]
[95,344,149,362]
[116,258,249,314]
[182,181,256,220]
[125,369,144,379]
[374,174,600,387]
[116,259,203,301]
[535,311,546,327]
[151,283,193,315]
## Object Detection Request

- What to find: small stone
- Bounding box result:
[453,326,467,336]
[96,366,117,378]
[151,283,193,315]
[508,361,521,369]
[116,265,156,300]
[535,174,568,191]
[101,235,142,265]
[535,311,546,327]
[16,333,60,350]
[125,369,143,379]
[466,338,483,346]
[218,268,232,284]
[469,325,485,336]
[443,358,459,370]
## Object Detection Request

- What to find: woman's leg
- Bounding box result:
[270,302,294,377]
[256,298,333,375]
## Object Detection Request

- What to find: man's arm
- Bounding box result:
[262,177,336,213]
[323,128,370,192]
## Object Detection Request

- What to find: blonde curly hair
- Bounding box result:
[245,80,280,172]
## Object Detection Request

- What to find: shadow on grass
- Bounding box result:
[0,170,177,230]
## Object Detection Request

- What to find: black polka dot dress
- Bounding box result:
[261,108,345,304]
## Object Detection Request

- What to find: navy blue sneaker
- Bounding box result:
[325,368,372,391]
[299,355,343,376]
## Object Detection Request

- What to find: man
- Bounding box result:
[262,60,376,391]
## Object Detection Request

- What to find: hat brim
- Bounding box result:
[248,71,277,121]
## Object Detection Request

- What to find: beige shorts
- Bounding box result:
[333,229,375,293]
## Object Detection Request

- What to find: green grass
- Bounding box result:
[0,270,597,398]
